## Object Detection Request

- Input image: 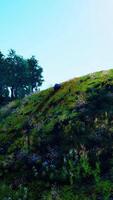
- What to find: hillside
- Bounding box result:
[1,69,113,199]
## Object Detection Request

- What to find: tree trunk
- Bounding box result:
[30,85,33,94]
[11,86,14,99]
[14,87,17,98]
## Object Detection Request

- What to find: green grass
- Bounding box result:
[1,69,113,199]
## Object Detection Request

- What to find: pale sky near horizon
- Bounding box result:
[0,0,113,89]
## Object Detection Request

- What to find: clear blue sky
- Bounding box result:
[0,0,113,89]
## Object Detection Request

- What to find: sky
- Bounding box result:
[0,0,113,89]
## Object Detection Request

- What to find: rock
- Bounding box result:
[54,84,61,91]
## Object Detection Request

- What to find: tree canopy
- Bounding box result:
[0,49,44,104]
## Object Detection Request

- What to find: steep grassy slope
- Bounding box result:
[1,69,113,199]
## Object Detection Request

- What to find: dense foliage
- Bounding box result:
[0,49,43,105]
[1,69,113,199]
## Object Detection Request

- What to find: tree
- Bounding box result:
[0,49,44,103]
[0,51,9,103]
[27,56,44,93]
[5,49,17,99]
[0,51,5,96]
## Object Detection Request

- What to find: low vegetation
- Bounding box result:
[0,69,113,199]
